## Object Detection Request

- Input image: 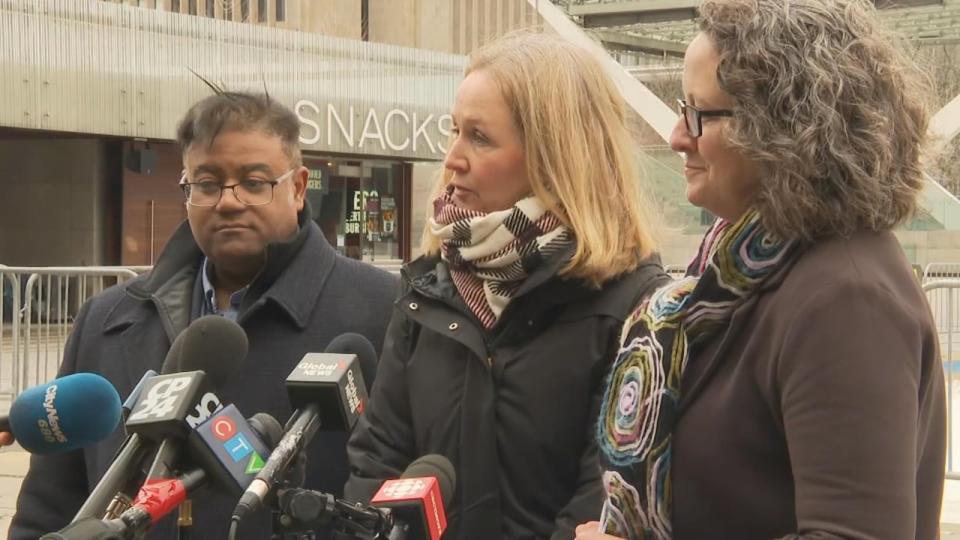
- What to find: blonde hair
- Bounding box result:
[699,0,931,240]
[421,30,660,287]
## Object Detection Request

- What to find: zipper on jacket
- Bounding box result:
[486,355,494,368]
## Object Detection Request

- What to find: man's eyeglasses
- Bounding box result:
[179,168,296,207]
[677,99,734,138]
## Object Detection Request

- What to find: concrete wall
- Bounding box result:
[369,0,541,54]
[294,0,361,39]
[0,138,118,266]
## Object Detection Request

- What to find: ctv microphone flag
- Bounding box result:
[191,404,272,494]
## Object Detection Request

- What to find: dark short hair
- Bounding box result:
[176,92,302,165]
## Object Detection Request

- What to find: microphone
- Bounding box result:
[43,411,285,540]
[124,410,284,532]
[370,455,455,540]
[75,325,191,522]
[112,410,284,538]
[73,316,246,523]
[339,331,378,392]
[273,455,456,540]
[121,370,157,421]
[231,333,375,526]
[0,372,121,454]
[190,405,281,494]
[127,316,244,439]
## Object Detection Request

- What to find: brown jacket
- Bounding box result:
[672,231,945,539]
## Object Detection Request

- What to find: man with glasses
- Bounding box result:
[10,92,397,539]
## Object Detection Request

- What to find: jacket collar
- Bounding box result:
[403,246,664,323]
[677,240,809,415]
[246,218,336,330]
[112,201,333,336]
[403,243,578,303]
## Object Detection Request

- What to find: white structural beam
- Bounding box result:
[568,0,700,16]
[929,93,960,155]
[530,0,677,142]
[593,29,687,56]
[568,0,699,27]
[531,0,960,228]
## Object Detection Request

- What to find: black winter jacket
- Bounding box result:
[345,251,668,540]
[11,207,397,540]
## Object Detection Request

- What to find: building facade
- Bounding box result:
[0,0,499,266]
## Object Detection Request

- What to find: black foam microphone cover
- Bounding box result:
[323,332,378,392]
[177,315,249,389]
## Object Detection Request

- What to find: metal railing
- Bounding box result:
[664,264,687,279]
[925,280,960,479]
[0,266,143,399]
[925,262,960,282]
[0,259,399,401]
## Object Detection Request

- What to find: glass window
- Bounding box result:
[305,157,406,261]
[276,0,285,21]
[361,0,369,41]
[258,0,267,22]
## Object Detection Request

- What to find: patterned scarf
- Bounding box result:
[595,208,799,539]
[428,187,573,329]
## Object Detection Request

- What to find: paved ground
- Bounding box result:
[0,444,958,538]
[0,444,29,538]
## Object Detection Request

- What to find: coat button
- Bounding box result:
[408,302,419,311]
[448,322,459,331]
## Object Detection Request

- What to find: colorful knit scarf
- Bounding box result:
[428,187,573,329]
[595,208,798,539]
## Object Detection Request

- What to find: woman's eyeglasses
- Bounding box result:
[677,99,734,138]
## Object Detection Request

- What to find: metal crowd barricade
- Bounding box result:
[925,280,960,479]
[0,267,143,399]
[924,262,960,282]
[664,264,687,279]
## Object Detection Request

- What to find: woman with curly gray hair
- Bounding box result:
[577,1,946,539]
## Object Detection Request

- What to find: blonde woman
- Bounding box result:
[345,31,667,540]
[579,1,945,539]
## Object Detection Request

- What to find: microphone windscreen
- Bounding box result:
[402,454,456,507]
[247,412,284,449]
[10,372,121,454]
[248,412,304,487]
[323,332,378,392]
[177,315,248,390]
[159,326,188,374]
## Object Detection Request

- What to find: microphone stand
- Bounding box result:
[177,499,193,540]
[267,488,404,540]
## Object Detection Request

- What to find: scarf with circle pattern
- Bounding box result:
[596,208,799,539]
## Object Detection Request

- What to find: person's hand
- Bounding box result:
[575,521,626,540]
[0,431,14,446]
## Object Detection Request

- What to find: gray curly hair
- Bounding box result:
[699,0,931,240]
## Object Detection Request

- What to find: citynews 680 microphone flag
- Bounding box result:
[0,372,121,454]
